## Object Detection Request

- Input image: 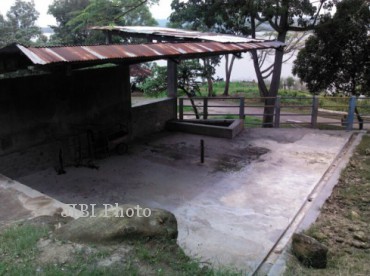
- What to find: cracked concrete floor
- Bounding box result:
[17,128,352,273]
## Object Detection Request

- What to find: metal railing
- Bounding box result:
[178,97,245,120]
[178,96,370,130]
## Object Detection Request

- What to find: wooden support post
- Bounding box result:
[346,96,356,131]
[179,98,184,120]
[120,65,133,140]
[274,96,281,128]
[167,60,178,98]
[203,98,208,119]
[311,96,319,128]
[239,97,245,119]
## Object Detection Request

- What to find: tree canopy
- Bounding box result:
[0,0,43,47]
[293,0,370,95]
[48,0,158,45]
[48,0,90,45]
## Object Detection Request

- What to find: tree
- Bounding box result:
[286,76,295,90]
[0,0,43,47]
[169,0,247,97]
[0,14,10,47]
[293,0,370,96]
[48,0,158,45]
[201,56,221,97]
[67,0,158,44]
[170,0,333,126]
[141,60,204,118]
[48,0,90,45]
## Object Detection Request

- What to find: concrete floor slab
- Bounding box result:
[16,129,352,273]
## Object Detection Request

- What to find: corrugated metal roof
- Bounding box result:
[2,41,284,66]
[92,26,265,43]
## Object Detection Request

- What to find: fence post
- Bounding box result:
[274,96,281,128]
[203,98,208,119]
[179,98,184,120]
[311,96,319,128]
[346,96,356,131]
[239,97,245,119]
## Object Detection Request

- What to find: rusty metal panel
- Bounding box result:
[8,40,284,66]
[91,26,265,43]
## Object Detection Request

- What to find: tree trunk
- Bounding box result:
[180,87,200,119]
[251,34,287,127]
[250,11,287,127]
[207,75,214,97]
[263,34,286,127]
[223,54,236,96]
[203,58,214,97]
[189,97,200,119]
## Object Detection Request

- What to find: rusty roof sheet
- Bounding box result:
[92,26,264,43]
[3,41,284,66]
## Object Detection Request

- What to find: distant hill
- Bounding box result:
[156,19,168,27]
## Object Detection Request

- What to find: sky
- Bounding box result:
[0,0,173,27]
[0,0,294,80]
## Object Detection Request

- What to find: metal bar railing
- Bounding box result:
[178,95,370,130]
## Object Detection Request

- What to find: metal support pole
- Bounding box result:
[274,96,281,128]
[311,96,319,128]
[346,96,356,131]
[239,97,245,119]
[200,139,205,163]
[203,98,208,119]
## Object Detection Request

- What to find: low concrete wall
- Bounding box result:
[132,98,177,138]
[166,119,244,139]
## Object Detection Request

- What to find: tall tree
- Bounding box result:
[170,0,332,126]
[0,0,42,46]
[48,0,90,45]
[293,0,370,95]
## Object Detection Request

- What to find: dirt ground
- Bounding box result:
[15,128,353,273]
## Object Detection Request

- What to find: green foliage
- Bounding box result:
[141,63,168,97]
[68,0,158,44]
[293,0,370,96]
[48,0,90,45]
[48,0,158,45]
[0,0,43,47]
[141,60,205,97]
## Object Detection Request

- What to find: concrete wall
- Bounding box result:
[0,65,131,177]
[132,98,177,138]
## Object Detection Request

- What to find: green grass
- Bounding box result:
[0,224,243,276]
[134,239,244,276]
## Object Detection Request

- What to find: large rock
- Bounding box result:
[54,204,178,243]
[292,233,328,268]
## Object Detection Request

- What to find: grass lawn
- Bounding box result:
[0,222,243,276]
